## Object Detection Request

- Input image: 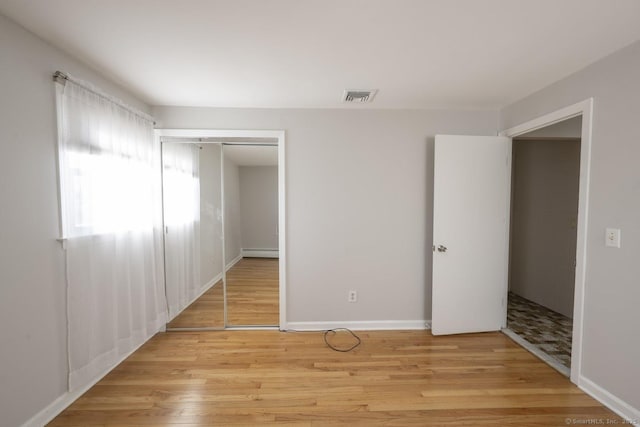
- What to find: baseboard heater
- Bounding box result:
[241,248,279,258]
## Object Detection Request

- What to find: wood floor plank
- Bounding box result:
[166,258,279,328]
[227,258,279,326]
[166,281,225,328]
[48,330,621,426]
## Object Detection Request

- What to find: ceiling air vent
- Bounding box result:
[342,89,378,103]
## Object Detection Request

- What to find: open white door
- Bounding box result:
[431,135,511,335]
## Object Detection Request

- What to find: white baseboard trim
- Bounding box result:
[225,253,243,271]
[284,320,431,332]
[502,328,570,377]
[21,322,166,427]
[197,273,222,299]
[579,376,640,424]
[192,273,223,305]
[22,388,84,427]
[503,328,639,423]
[167,273,222,322]
[242,249,279,258]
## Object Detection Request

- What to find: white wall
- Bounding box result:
[510,139,580,318]
[240,166,279,250]
[500,40,640,414]
[153,106,497,324]
[0,13,151,427]
[199,144,223,284]
[223,155,242,264]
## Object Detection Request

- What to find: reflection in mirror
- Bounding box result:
[163,142,225,328]
[224,144,279,326]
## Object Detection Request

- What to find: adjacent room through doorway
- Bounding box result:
[506,115,582,375]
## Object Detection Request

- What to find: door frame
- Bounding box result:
[499,98,593,384]
[155,128,287,330]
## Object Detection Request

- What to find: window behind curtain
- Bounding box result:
[54,75,166,392]
[56,79,158,237]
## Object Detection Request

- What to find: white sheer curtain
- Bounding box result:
[162,143,202,319]
[56,77,166,391]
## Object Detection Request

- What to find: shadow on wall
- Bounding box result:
[425,136,435,320]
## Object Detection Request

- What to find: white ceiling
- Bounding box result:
[2,0,640,109]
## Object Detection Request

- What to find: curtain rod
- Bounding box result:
[53,71,156,125]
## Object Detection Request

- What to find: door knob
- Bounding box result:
[437,245,447,252]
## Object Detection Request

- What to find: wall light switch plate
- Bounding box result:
[605,228,621,248]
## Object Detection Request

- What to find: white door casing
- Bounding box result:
[500,98,593,384]
[431,135,512,336]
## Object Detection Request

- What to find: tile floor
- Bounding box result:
[507,292,573,369]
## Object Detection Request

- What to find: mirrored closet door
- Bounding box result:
[161,138,280,329]
[223,144,279,327]
[163,141,225,328]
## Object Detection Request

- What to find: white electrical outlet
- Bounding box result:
[605,228,621,248]
[348,290,357,303]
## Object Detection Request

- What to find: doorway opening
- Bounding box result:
[505,116,582,376]
[500,99,593,384]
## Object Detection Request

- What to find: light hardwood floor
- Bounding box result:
[166,258,279,328]
[48,330,619,426]
[166,281,225,328]
[227,258,279,326]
